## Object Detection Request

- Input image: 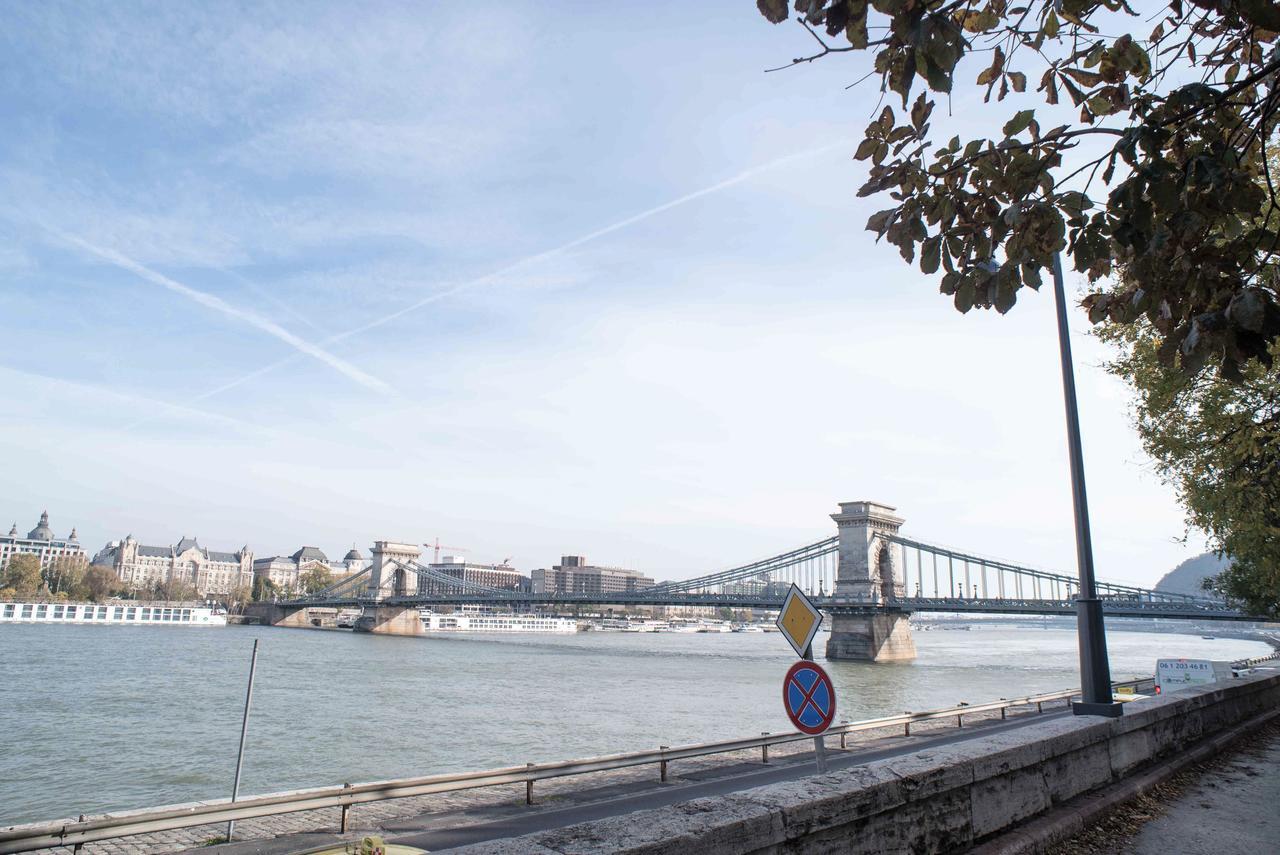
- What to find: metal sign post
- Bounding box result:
[227,639,259,841]
[802,643,829,773]
[776,586,835,773]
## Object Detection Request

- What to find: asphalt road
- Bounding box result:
[392,709,1072,852]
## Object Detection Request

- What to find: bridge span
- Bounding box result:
[265,500,1263,659]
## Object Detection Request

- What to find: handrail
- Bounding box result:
[0,679,1152,854]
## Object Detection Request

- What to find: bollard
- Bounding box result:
[957,714,963,728]
[904,721,911,736]
[840,730,847,749]
[525,763,535,804]
[340,784,351,833]
[1001,707,1007,720]
[1037,701,1043,713]
[761,733,770,764]
[659,746,668,783]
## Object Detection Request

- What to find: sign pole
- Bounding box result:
[802,642,829,773]
[227,638,259,841]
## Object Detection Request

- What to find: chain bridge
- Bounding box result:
[259,501,1261,661]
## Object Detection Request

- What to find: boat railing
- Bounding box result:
[0,677,1153,854]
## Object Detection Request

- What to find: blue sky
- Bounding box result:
[0,1,1208,584]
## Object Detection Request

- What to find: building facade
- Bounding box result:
[1,512,85,573]
[531,555,654,596]
[420,556,531,595]
[93,535,252,597]
[253,545,366,595]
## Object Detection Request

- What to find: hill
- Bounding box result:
[1155,552,1229,597]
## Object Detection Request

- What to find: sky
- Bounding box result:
[0,1,1211,586]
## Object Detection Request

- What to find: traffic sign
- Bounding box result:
[782,660,837,735]
[775,584,822,659]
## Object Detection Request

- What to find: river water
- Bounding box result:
[0,621,1268,824]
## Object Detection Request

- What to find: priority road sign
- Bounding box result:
[782,660,837,735]
[775,584,822,659]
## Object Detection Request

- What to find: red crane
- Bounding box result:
[424,538,467,564]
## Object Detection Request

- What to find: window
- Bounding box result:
[53,605,64,618]
[20,605,33,618]
[126,608,137,619]
[141,608,151,620]
[3,604,14,618]
[65,606,77,619]
[35,605,47,618]
[96,606,108,619]
[112,608,124,620]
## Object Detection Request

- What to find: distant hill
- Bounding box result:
[1155,552,1229,597]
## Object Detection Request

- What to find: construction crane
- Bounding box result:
[424,538,467,564]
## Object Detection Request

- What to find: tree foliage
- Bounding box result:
[2,554,43,596]
[756,0,1280,379]
[1100,320,1280,615]
[299,563,333,595]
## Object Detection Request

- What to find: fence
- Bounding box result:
[0,679,1161,854]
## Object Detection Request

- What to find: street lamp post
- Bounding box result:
[1051,253,1123,718]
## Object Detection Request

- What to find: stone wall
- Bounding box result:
[449,670,1280,854]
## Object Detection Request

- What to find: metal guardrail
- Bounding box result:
[0,680,1152,854]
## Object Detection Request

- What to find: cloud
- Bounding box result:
[52,230,394,396]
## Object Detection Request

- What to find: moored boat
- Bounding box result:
[0,601,226,626]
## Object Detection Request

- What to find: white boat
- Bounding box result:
[420,612,580,633]
[0,601,226,626]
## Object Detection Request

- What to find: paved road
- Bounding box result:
[389,710,1071,852]
[1125,723,1280,854]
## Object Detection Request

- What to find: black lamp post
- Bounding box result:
[1051,252,1123,717]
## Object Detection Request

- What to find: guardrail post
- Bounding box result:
[761,733,770,764]
[956,714,963,728]
[1037,701,1043,713]
[904,721,911,736]
[840,728,847,749]
[340,783,351,833]
[1001,706,1007,720]
[525,763,535,805]
[659,746,669,782]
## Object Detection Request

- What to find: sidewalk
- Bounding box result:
[1054,717,1280,854]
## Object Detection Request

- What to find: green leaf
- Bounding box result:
[921,237,941,274]
[1003,109,1035,136]
[1044,8,1059,37]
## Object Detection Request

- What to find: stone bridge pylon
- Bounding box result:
[353,540,426,635]
[826,501,917,663]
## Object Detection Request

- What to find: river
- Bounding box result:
[0,621,1269,825]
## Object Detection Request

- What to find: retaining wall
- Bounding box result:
[449,670,1280,854]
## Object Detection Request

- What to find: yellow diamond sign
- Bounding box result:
[776,584,823,659]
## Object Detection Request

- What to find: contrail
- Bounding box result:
[325,138,855,344]
[160,140,854,407]
[55,232,394,396]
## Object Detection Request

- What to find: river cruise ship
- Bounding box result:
[420,612,579,633]
[0,601,226,627]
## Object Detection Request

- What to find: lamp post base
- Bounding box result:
[1072,700,1123,718]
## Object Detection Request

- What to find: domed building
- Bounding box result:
[93,533,253,597]
[1,511,85,574]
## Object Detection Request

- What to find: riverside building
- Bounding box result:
[0,512,85,573]
[531,555,654,596]
[252,545,366,593]
[93,535,252,597]
[420,556,531,595]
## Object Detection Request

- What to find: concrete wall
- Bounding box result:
[450,671,1280,854]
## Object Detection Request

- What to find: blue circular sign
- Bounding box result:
[783,660,836,735]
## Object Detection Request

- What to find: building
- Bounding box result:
[531,555,654,596]
[93,535,252,597]
[253,545,366,595]
[334,546,367,578]
[1,511,85,573]
[420,555,531,595]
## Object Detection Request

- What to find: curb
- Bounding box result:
[970,703,1280,855]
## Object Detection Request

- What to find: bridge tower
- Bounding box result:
[826,501,916,662]
[354,540,425,635]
